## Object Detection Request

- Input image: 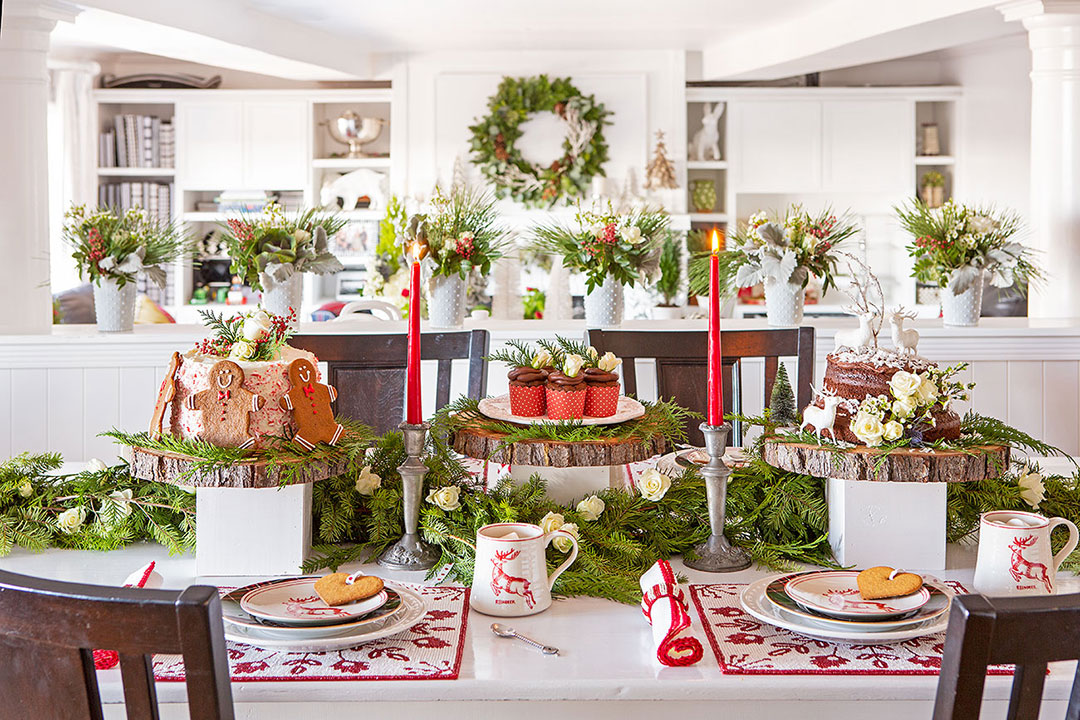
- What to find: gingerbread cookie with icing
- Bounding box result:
[280,358,343,449]
[150,352,181,439]
[184,360,264,448]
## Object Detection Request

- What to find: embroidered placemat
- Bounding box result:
[153,585,470,682]
[689,582,1011,676]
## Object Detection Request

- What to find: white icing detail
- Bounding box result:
[829,346,935,372]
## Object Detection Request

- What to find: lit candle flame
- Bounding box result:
[410,242,421,263]
[711,229,720,254]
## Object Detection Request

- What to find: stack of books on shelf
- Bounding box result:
[99,114,175,168]
[98,182,173,224]
[216,191,272,213]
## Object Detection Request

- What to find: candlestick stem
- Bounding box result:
[684,422,751,573]
[377,422,441,571]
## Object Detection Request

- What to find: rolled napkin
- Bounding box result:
[94,561,161,670]
[639,560,703,667]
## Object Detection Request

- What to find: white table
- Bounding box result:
[1,542,1077,720]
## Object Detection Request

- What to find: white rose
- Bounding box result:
[915,374,938,405]
[597,352,622,372]
[57,506,87,534]
[531,350,553,369]
[1018,470,1045,509]
[586,346,599,363]
[540,511,565,535]
[354,465,381,495]
[86,458,107,473]
[17,482,32,498]
[107,489,134,521]
[969,215,997,235]
[851,411,886,447]
[229,340,255,360]
[242,317,268,341]
[638,468,672,502]
[553,522,579,553]
[882,420,904,442]
[426,486,461,511]
[563,354,585,378]
[889,371,921,400]
[620,226,644,245]
[576,495,605,521]
[892,396,917,419]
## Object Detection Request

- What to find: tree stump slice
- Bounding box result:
[130,446,346,489]
[762,438,1009,483]
[451,423,667,467]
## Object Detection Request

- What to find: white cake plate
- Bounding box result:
[478,394,645,426]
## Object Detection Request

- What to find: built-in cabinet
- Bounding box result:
[732,100,822,193]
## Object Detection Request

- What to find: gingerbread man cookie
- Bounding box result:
[149,352,181,439]
[184,360,264,448]
[280,358,343,450]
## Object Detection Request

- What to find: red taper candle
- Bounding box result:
[406,244,422,424]
[707,229,724,426]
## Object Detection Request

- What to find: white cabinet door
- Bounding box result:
[733,101,822,192]
[242,100,308,190]
[822,101,912,193]
[177,101,243,189]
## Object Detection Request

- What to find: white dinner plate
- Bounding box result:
[224,583,428,652]
[241,576,389,627]
[740,576,948,643]
[477,394,645,426]
[785,571,931,620]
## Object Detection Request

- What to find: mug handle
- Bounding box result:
[1050,517,1080,572]
[544,530,579,591]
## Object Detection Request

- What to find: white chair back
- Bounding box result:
[333,299,403,322]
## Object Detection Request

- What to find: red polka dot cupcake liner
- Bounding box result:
[585,383,621,418]
[509,384,547,417]
[545,386,587,420]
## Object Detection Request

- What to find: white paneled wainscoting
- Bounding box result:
[1,318,1078,463]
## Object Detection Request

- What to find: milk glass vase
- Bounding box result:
[584,275,624,328]
[428,273,467,329]
[764,278,804,328]
[261,273,303,326]
[93,277,137,333]
[941,273,984,327]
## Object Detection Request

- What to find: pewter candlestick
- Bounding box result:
[378,422,440,571]
[684,422,751,572]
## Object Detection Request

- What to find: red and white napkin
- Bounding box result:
[639,560,703,667]
[93,561,162,670]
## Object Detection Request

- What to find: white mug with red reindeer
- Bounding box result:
[973,510,1079,596]
[470,522,579,617]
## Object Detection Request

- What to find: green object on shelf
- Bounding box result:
[691,179,717,213]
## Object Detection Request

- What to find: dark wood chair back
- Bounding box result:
[586,327,815,446]
[292,329,489,435]
[933,592,1080,720]
[0,569,233,720]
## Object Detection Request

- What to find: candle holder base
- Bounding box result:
[683,422,752,573]
[377,533,441,572]
[684,534,752,573]
[377,421,440,572]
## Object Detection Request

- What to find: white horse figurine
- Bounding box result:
[800,386,843,442]
[887,307,920,356]
[320,168,387,212]
[834,306,879,350]
[690,102,725,162]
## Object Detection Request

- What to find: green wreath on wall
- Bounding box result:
[468,75,612,208]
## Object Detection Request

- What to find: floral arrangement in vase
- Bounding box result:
[193,308,296,361]
[63,205,193,332]
[848,363,974,447]
[894,199,1043,326]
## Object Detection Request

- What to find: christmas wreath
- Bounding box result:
[468,75,611,208]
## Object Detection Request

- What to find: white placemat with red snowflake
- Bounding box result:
[153,585,470,682]
[689,582,1012,676]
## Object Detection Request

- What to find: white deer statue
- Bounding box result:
[690,102,725,162]
[800,386,843,442]
[834,306,879,350]
[887,306,920,356]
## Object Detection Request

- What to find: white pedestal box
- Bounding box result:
[827,478,947,571]
[195,484,313,576]
[494,464,632,505]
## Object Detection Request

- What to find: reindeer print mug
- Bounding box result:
[973,510,1078,596]
[470,522,579,616]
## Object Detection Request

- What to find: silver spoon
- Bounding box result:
[490,623,559,655]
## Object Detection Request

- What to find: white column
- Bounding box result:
[0,0,77,333]
[1003,1,1080,318]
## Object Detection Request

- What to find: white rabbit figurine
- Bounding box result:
[690,102,725,162]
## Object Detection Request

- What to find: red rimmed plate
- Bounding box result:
[241,576,389,627]
[784,570,931,620]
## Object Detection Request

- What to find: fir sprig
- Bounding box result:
[485,340,539,369]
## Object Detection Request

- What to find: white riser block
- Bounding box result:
[501,464,632,505]
[195,484,312,576]
[828,478,947,571]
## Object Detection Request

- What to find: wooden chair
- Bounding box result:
[933,593,1080,720]
[0,569,233,719]
[292,329,489,434]
[586,327,815,446]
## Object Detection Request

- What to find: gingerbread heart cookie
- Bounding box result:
[313,572,384,607]
[857,566,923,600]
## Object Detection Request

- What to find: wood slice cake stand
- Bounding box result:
[763,437,1010,570]
[130,446,347,577]
[451,422,668,504]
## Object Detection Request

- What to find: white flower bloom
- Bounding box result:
[17,482,32,498]
[57,506,87,534]
[354,465,381,495]
[229,340,256,360]
[882,420,904,442]
[426,486,461,511]
[540,511,565,535]
[1018,470,1045,509]
[576,495,605,521]
[563,354,585,378]
[915,374,939,405]
[586,346,599,363]
[108,489,134,520]
[554,522,579,553]
[969,215,997,235]
[749,211,768,228]
[597,352,622,372]
[851,411,886,447]
[242,316,269,341]
[638,468,672,501]
[892,396,917,419]
[889,371,922,400]
[531,350,553,369]
[620,226,644,245]
[86,458,107,473]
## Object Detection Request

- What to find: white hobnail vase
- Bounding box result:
[764,278,804,328]
[261,273,303,325]
[428,273,467,329]
[651,305,684,320]
[941,275,984,327]
[93,277,137,333]
[584,275,624,327]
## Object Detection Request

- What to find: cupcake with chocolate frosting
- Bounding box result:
[545,354,588,420]
[487,342,552,417]
[584,351,622,417]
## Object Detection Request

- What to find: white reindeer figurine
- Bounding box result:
[834,306,879,350]
[690,102,725,162]
[887,306,920,356]
[800,386,843,442]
